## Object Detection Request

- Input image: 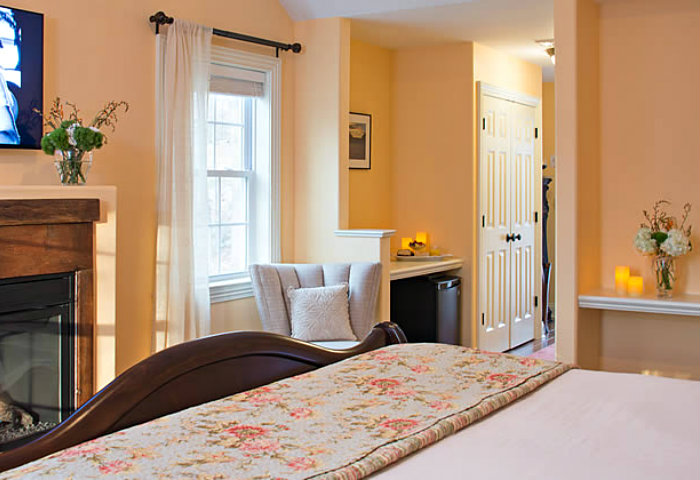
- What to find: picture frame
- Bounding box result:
[349,112,371,169]
[0,5,44,149]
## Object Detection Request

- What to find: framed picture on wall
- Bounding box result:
[349,112,371,169]
[0,5,44,149]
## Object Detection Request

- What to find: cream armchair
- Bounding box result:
[249,262,381,349]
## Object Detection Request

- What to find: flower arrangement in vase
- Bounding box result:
[634,200,692,297]
[35,98,128,185]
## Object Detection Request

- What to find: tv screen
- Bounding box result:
[0,5,43,149]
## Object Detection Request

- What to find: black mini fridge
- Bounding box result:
[390,274,461,344]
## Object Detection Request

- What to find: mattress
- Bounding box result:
[372,369,700,480]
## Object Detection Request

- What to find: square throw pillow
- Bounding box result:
[287,284,357,342]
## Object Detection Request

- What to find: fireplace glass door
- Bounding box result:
[0,273,75,450]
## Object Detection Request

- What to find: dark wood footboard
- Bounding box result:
[0,322,407,473]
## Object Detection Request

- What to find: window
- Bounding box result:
[207,48,280,302]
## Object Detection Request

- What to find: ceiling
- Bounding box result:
[279,0,555,81]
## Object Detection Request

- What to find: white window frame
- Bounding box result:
[208,47,281,303]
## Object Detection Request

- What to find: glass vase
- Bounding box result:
[652,255,675,298]
[54,150,93,185]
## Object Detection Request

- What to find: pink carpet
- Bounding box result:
[528,344,555,361]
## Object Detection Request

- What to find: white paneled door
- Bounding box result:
[477,84,540,352]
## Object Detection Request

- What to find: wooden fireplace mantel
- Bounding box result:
[0,199,100,227]
[0,198,101,407]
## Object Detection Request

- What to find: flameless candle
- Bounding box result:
[627,276,644,297]
[401,237,413,250]
[415,232,429,246]
[615,266,630,295]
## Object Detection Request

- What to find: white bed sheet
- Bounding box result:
[372,369,700,480]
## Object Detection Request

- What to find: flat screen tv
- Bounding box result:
[0,5,43,149]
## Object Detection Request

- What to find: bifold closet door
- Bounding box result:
[508,102,536,348]
[478,89,537,352]
[478,94,511,353]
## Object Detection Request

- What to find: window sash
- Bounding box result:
[207,96,254,281]
[207,46,281,302]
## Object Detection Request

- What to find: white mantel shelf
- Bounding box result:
[578,289,700,317]
[390,258,463,281]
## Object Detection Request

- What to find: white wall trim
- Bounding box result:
[478,82,540,107]
[210,277,254,303]
[334,229,396,238]
[579,290,700,317]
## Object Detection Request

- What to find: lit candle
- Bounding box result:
[615,266,630,295]
[401,237,413,250]
[628,276,644,297]
[415,232,429,246]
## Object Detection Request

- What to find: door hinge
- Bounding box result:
[534,211,539,223]
[482,118,486,130]
[535,127,539,139]
[482,215,485,227]
[481,313,485,326]
[534,296,539,307]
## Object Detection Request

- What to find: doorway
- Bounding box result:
[476,82,542,353]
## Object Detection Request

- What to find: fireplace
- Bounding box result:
[0,198,100,451]
[0,273,76,450]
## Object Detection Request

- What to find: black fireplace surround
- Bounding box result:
[0,272,76,451]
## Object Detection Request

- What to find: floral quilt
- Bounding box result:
[1,344,572,480]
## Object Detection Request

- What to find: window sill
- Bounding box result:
[210,277,254,304]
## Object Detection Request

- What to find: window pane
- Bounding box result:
[207,95,216,122]
[209,227,220,276]
[207,125,215,170]
[214,94,244,124]
[208,177,220,225]
[214,124,243,170]
[220,177,246,224]
[220,225,246,274]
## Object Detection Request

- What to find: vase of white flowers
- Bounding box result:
[35,98,128,185]
[634,200,692,298]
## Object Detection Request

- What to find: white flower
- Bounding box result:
[634,227,657,255]
[660,229,691,257]
[66,122,79,147]
[88,126,101,133]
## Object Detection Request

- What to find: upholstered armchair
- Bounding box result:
[249,263,381,349]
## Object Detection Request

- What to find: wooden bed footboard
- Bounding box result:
[0,322,407,473]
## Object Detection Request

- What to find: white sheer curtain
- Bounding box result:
[153,20,212,351]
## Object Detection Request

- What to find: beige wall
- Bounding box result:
[348,40,394,229]
[596,0,699,378]
[0,0,296,374]
[554,0,601,365]
[211,297,262,333]
[391,43,474,345]
[598,0,699,294]
[293,17,351,262]
[473,43,543,98]
[600,311,700,379]
[555,0,699,376]
[542,82,556,312]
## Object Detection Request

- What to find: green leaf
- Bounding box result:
[651,231,668,245]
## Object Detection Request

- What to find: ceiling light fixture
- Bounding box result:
[546,47,555,65]
[536,39,555,65]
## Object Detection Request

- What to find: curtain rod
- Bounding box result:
[149,11,302,57]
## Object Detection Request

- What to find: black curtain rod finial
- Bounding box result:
[149,11,174,26]
[149,11,174,34]
[291,43,302,53]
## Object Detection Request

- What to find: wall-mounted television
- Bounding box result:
[0,5,43,149]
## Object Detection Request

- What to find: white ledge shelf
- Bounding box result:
[578,289,700,317]
[390,258,463,281]
[335,229,396,238]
